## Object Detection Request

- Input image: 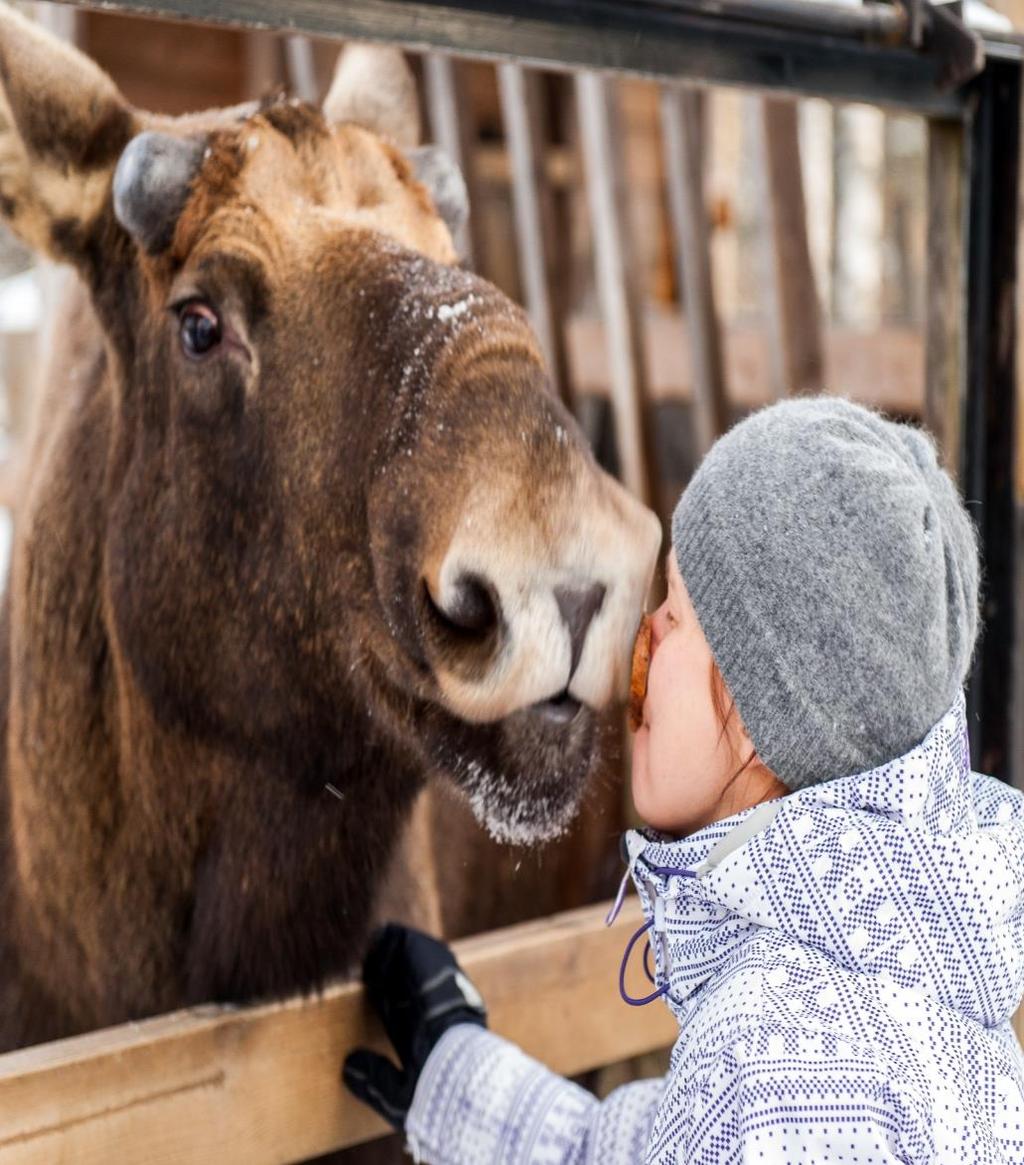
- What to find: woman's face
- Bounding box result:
[630,554,787,836]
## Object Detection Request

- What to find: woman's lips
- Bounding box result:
[628,614,652,733]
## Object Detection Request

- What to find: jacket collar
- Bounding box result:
[621,692,1024,1028]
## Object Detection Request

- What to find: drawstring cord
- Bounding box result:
[608,850,698,1006]
[605,863,633,926]
[619,919,668,1006]
[643,935,656,983]
[645,862,701,879]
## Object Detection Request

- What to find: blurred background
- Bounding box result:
[1,0,1019,540]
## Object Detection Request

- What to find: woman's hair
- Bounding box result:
[709,659,759,788]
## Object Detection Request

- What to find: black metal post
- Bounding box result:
[963,55,1021,782]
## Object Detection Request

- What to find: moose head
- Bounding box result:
[0,6,660,1043]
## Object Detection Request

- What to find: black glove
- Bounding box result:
[342,923,488,1131]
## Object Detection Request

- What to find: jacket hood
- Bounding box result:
[624,691,1024,1029]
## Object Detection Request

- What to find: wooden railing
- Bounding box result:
[0,899,675,1163]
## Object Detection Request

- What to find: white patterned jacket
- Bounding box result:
[406,692,1024,1163]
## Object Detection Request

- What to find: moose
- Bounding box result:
[0,6,660,1056]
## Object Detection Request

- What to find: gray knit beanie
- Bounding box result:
[672,396,981,792]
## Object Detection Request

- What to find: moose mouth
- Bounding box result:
[432,694,600,846]
[532,689,583,727]
[363,643,600,845]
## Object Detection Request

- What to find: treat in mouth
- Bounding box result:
[628,614,653,733]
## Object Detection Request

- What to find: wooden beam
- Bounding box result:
[243,31,281,100]
[497,62,570,403]
[0,899,675,1163]
[925,119,966,473]
[758,97,825,397]
[575,71,660,508]
[881,115,925,329]
[660,85,730,454]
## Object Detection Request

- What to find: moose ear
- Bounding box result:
[323,42,421,149]
[322,44,469,246]
[113,131,206,254]
[406,145,469,245]
[0,4,137,263]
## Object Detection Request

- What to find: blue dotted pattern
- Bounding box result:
[632,691,1024,1162]
[405,694,1024,1163]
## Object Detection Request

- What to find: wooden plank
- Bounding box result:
[757,96,825,397]
[881,114,926,329]
[83,9,247,112]
[565,311,924,417]
[925,119,966,474]
[575,70,659,508]
[660,85,730,454]
[0,899,675,1163]
[243,30,280,99]
[423,53,481,266]
[497,62,570,403]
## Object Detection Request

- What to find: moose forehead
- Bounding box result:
[134,99,456,285]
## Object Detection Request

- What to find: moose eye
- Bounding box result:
[178,301,222,359]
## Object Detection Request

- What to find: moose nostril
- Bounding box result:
[432,572,501,638]
[554,581,607,676]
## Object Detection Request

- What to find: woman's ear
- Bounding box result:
[405,144,468,245]
[0,3,138,265]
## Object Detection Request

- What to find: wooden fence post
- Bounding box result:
[758,96,825,398]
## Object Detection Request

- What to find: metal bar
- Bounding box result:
[962,59,1021,783]
[49,0,983,116]
[423,53,478,265]
[498,63,570,402]
[284,34,318,102]
[924,119,966,473]
[640,0,907,38]
[576,71,659,509]
[659,86,729,455]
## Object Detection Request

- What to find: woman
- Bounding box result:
[344,396,1024,1163]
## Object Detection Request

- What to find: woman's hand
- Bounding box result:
[342,923,488,1131]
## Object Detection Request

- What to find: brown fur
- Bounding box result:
[0,9,660,1057]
